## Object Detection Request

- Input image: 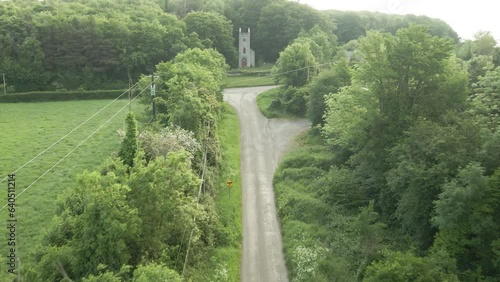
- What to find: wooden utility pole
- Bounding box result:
[151,75,156,121]
[2,73,6,94]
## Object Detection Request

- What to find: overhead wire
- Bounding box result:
[0,81,140,184]
[0,80,156,212]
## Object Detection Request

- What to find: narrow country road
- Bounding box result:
[224,86,310,282]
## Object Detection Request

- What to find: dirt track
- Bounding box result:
[224,86,310,282]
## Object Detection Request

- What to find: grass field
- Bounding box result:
[0,99,146,274]
[224,74,275,88]
[191,103,242,281]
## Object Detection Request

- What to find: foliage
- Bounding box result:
[363,250,459,282]
[432,165,500,278]
[0,0,196,91]
[326,10,459,44]
[132,263,181,282]
[118,112,138,167]
[36,167,141,279]
[274,24,500,281]
[306,51,351,126]
[272,41,317,88]
[254,0,333,62]
[472,66,500,130]
[138,126,201,162]
[183,12,238,68]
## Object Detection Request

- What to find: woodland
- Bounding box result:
[1,0,499,281]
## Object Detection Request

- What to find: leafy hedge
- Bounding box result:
[0,89,129,103]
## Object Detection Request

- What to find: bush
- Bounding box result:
[0,89,128,103]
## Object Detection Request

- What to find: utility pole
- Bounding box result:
[151,75,156,121]
[128,78,132,112]
[2,73,6,94]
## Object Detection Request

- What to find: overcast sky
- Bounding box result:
[297,0,499,42]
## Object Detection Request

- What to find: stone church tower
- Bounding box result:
[238,27,255,68]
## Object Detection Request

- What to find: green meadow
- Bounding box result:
[0,99,146,269]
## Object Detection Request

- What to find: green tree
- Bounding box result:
[255,1,332,62]
[466,54,494,85]
[272,41,317,87]
[472,66,500,130]
[132,263,181,282]
[36,165,140,280]
[386,118,482,249]
[432,164,500,278]
[183,12,238,67]
[306,51,351,126]
[472,31,497,56]
[363,250,458,282]
[118,112,138,167]
[355,201,386,273]
[296,25,337,63]
[127,151,214,267]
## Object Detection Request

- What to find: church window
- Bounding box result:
[243,47,246,54]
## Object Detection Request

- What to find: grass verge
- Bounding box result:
[0,99,145,273]
[191,103,242,281]
[273,131,359,281]
[256,86,299,119]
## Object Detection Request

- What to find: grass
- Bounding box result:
[0,99,146,274]
[224,74,275,88]
[273,131,359,281]
[256,86,299,119]
[191,103,242,281]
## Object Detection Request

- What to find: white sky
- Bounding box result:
[296,0,499,42]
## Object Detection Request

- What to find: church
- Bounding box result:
[238,27,255,68]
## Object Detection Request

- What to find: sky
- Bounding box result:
[296,0,499,42]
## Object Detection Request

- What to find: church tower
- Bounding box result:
[238,27,255,68]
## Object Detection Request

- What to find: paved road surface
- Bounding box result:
[224,86,310,282]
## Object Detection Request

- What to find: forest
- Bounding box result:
[268,14,500,282]
[1,0,458,92]
[1,0,499,281]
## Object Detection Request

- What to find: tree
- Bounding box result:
[432,164,500,278]
[272,41,317,87]
[296,25,337,63]
[183,12,238,67]
[255,1,332,62]
[36,165,141,280]
[386,118,482,249]
[118,112,138,167]
[306,51,351,126]
[127,151,213,266]
[472,31,497,56]
[363,250,458,282]
[322,85,379,152]
[132,263,181,282]
[472,66,500,130]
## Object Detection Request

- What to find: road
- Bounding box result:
[224,86,310,282]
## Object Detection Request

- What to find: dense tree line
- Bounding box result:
[17,47,230,281]
[0,0,233,92]
[326,10,459,44]
[0,0,461,93]
[271,24,500,281]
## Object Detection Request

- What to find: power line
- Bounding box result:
[0,81,140,184]
[225,61,334,86]
[0,82,154,212]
